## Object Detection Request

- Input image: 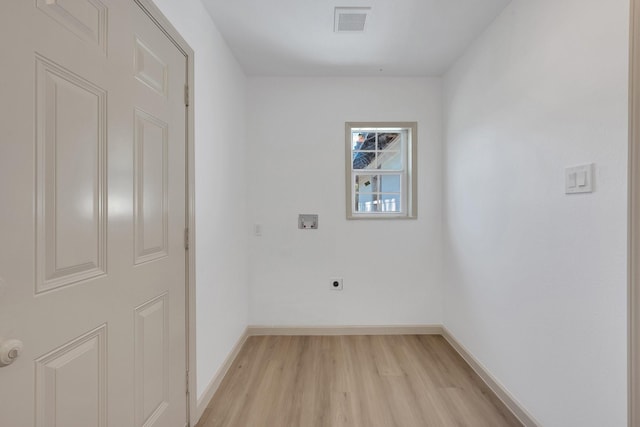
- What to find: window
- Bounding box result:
[345,122,417,219]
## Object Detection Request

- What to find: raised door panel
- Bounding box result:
[36,0,107,53]
[35,325,107,427]
[135,294,169,427]
[134,109,168,265]
[134,38,168,97]
[35,55,107,294]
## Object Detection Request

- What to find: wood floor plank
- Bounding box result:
[196,335,523,427]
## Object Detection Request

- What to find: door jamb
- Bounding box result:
[131,2,197,426]
[630,0,639,425]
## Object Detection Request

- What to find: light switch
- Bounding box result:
[565,164,594,194]
[577,171,587,187]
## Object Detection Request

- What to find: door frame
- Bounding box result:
[630,0,640,425]
[132,2,197,426]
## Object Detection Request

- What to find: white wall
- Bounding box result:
[443,1,629,426]
[151,0,249,401]
[247,77,443,326]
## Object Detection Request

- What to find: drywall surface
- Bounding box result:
[151,0,250,400]
[443,1,629,425]
[247,77,443,326]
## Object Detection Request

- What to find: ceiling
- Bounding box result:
[200,0,512,77]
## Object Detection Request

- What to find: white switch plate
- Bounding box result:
[565,164,594,194]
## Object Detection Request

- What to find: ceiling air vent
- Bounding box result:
[334,7,371,33]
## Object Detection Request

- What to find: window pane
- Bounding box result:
[352,131,376,170]
[352,151,376,170]
[380,175,401,192]
[353,132,375,150]
[355,193,377,213]
[378,194,401,212]
[352,131,372,150]
[378,151,402,170]
[377,132,401,150]
[355,175,377,193]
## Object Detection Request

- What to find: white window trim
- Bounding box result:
[345,121,418,220]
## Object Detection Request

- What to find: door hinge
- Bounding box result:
[186,370,190,393]
[184,228,189,250]
[184,84,189,107]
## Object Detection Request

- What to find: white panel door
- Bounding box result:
[0,2,188,427]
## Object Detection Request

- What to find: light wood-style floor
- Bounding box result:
[197,335,522,427]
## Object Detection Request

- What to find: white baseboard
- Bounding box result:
[195,327,249,423]
[441,327,541,427]
[247,324,443,336]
